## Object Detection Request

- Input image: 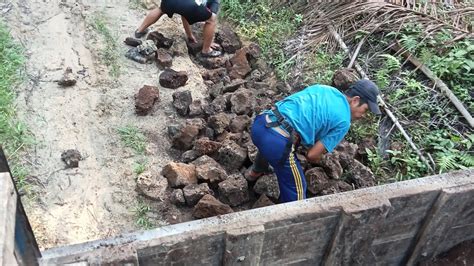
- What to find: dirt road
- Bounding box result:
[4,0,206,249]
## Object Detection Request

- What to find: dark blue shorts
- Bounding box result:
[161,0,220,25]
[251,114,307,203]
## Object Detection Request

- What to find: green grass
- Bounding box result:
[133,159,148,175]
[0,21,33,192]
[133,199,153,229]
[89,12,121,78]
[221,0,302,80]
[304,48,345,85]
[117,125,147,154]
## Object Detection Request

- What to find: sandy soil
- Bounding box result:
[4,0,207,249]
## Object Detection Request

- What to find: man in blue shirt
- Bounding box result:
[247,80,382,202]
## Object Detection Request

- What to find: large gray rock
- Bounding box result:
[193,194,233,219]
[305,167,330,195]
[172,90,193,116]
[254,174,280,200]
[229,115,251,133]
[159,69,188,89]
[230,88,256,115]
[198,56,228,70]
[136,172,168,201]
[203,95,229,116]
[162,162,197,188]
[171,125,200,150]
[188,100,206,117]
[320,153,343,179]
[335,140,358,159]
[217,140,248,171]
[218,174,249,207]
[345,159,376,188]
[183,183,213,206]
[208,113,231,135]
[192,155,227,184]
[135,85,159,116]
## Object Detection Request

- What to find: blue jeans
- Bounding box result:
[251,114,306,203]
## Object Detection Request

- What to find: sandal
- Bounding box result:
[134,28,149,38]
[200,49,222,58]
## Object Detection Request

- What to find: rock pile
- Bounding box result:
[133,25,377,221]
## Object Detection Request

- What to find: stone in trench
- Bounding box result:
[218,174,249,207]
[170,189,186,206]
[172,90,193,116]
[223,79,246,94]
[208,112,231,135]
[217,140,248,171]
[332,68,360,91]
[156,48,172,68]
[203,95,229,116]
[61,149,82,168]
[181,150,199,163]
[320,153,343,179]
[193,194,233,219]
[171,124,200,150]
[183,183,213,206]
[229,115,251,133]
[305,167,329,195]
[209,82,224,99]
[216,24,242,54]
[159,69,188,89]
[252,194,275,209]
[192,155,227,184]
[335,140,359,159]
[198,56,228,69]
[188,100,205,117]
[230,88,256,115]
[345,159,376,188]
[124,37,142,47]
[229,48,251,79]
[253,174,280,200]
[202,68,227,84]
[136,171,168,201]
[319,180,353,196]
[186,118,207,130]
[135,85,159,116]
[193,137,222,156]
[162,162,197,188]
[58,67,77,87]
[245,141,258,163]
[147,31,174,49]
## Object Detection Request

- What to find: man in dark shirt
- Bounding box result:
[135,0,221,57]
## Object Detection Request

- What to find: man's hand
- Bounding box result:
[306,141,327,163]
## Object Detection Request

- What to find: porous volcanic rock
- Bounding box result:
[193,194,233,219]
[218,174,249,207]
[193,137,222,156]
[217,140,248,171]
[229,48,251,79]
[170,189,186,205]
[320,153,343,179]
[147,31,174,49]
[305,167,329,195]
[230,88,256,115]
[159,69,188,89]
[332,68,360,91]
[253,174,280,200]
[229,115,251,133]
[208,113,231,135]
[162,162,197,188]
[345,160,376,188]
[216,24,242,54]
[202,68,228,84]
[252,194,275,209]
[183,183,213,206]
[192,155,227,184]
[171,124,200,150]
[156,48,172,68]
[135,85,159,115]
[172,90,193,116]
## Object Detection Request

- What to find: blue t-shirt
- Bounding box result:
[270,85,351,152]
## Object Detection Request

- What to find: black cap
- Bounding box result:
[347,79,382,115]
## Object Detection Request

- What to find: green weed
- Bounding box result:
[304,48,345,85]
[89,13,121,78]
[221,0,302,80]
[0,21,34,192]
[117,126,147,154]
[133,199,153,229]
[133,159,148,175]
